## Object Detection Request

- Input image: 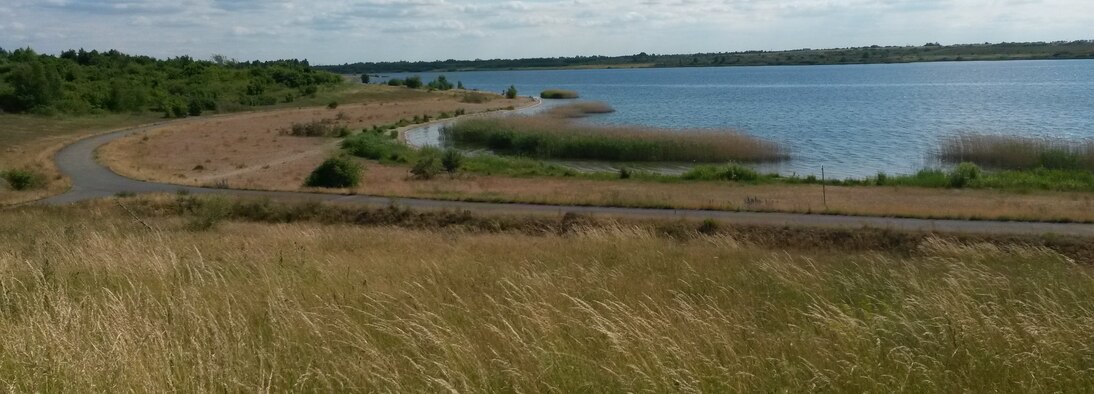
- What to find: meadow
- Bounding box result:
[1,198,1093,391]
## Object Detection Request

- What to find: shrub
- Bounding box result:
[948,162,982,188]
[619,167,632,179]
[411,149,443,180]
[342,132,412,162]
[283,120,346,137]
[387,78,405,87]
[683,164,760,182]
[441,149,464,175]
[405,76,423,89]
[1,169,44,190]
[327,101,339,109]
[505,85,518,99]
[186,196,232,231]
[305,156,362,188]
[427,75,454,91]
[540,89,580,99]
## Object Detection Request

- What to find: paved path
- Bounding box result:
[41,121,1094,238]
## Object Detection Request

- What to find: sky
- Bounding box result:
[0,0,1091,65]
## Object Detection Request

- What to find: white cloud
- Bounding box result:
[0,0,1089,64]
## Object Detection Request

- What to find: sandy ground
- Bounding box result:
[101,90,531,186]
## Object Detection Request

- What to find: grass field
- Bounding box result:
[1,198,1093,391]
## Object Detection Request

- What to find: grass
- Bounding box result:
[2,199,1094,390]
[540,89,580,99]
[444,116,788,162]
[940,133,1094,171]
[545,101,616,118]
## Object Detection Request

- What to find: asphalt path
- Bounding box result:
[40,121,1094,238]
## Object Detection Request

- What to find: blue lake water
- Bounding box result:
[390,60,1094,178]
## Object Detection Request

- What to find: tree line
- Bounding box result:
[0,47,342,117]
[318,41,1094,73]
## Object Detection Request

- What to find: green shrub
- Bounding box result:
[327,101,339,109]
[411,149,443,180]
[441,149,464,175]
[387,78,405,87]
[341,132,411,161]
[1,169,44,191]
[682,164,759,182]
[505,85,518,99]
[405,76,423,89]
[948,162,982,188]
[305,156,362,188]
[619,167,632,179]
[186,196,232,231]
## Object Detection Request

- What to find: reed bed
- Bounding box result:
[444,116,787,162]
[1,203,1094,391]
[940,133,1094,171]
[546,101,616,118]
[540,89,580,99]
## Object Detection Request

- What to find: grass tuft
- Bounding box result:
[940,133,1094,171]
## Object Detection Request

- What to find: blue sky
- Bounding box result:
[0,0,1090,64]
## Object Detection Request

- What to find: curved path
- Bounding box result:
[41,121,1094,238]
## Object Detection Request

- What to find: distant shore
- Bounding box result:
[320,40,1094,74]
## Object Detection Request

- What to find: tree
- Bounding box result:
[505,85,518,99]
[7,60,63,111]
[457,81,464,90]
[361,74,370,84]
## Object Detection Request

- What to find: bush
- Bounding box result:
[505,85,518,99]
[1,169,44,190]
[305,156,362,188]
[405,76,423,89]
[540,89,580,99]
[327,101,339,109]
[683,164,760,182]
[948,162,982,188]
[411,149,443,180]
[342,132,412,162]
[387,78,405,87]
[619,167,632,179]
[441,149,464,175]
[427,75,454,91]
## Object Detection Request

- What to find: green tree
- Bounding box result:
[361,74,370,84]
[7,60,63,111]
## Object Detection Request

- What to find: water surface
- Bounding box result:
[393,60,1094,178]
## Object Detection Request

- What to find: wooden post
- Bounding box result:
[821,166,828,210]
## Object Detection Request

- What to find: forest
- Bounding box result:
[319,41,1094,73]
[0,48,342,117]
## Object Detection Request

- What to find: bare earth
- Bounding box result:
[98,90,1094,223]
[101,89,531,187]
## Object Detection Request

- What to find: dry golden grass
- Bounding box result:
[102,87,531,185]
[203,160,1094,223]
[545,101,616,118]
[2,202,1094,391]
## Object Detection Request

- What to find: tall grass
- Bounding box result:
[540,89,580,99]
[940,133,1094,171]
[546,101,616,118]
[444,117,787,162]
[2,203,1094,391]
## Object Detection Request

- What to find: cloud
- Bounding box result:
[0,0,1089,64]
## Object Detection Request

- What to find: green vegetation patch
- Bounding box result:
[0,47,341,117]
[0,169,45,191]
[305,156,363,188]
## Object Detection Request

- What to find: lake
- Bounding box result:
[390,60,1094,178]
